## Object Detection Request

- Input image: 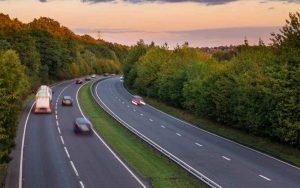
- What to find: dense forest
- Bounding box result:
[0,13,128,163]
[124,12,300,147]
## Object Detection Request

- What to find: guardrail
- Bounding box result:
[89,79,222,188]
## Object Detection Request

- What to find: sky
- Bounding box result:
[0,0,299,47]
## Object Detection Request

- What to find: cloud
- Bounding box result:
[73,28,145,34]
[36,0,300,4]
[82,0,237,5]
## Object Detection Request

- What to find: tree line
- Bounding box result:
[0,13,128,163]
[124,12,300,147]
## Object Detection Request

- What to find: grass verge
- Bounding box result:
[143,96,300,167]
[79,82,206,188]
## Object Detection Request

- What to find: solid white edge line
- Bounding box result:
[18,102,35,188]
[222,156,231,161]
[120,82,300,171]
[70,161,79,176]
[259,175,271,181]
[19,79,75,188]
[76,83,147,188]
[95,81,221,188]
[64,147,70,159]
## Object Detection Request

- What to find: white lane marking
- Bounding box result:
[55,106,57,110]
[57,127,61,134]
[79,181,85,188]
[259,175,271,181]
[95,81,221,188]
[140,113,143,116]
[60,136,65,145]
[122,101,125,104]
[19,80,75,188]
[176,133,182,137]
[70,161,79,177]
[222,156,231,161]
[77,83,147,188]
[55,115,58,119]
[56,120,59,126]
[161,125,165,128]
[195,142,202,147]
[55,110,57,115]
[133,109,136,112]
[19,102,35,188]
[149,118,153,122]
[64,147,70,159]
[127,105,130,108]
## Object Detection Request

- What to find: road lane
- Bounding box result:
[95,77,300,188]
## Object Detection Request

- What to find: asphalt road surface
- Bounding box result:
[5,78,146,188]
[94,77,300,188]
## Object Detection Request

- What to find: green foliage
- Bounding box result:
[0,13,125,164]
[124,12,300,147]
[0,50,29,163]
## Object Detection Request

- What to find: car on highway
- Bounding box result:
[62,96,73,106]
[131,95,145,106]
[111,73,116,77]
[91,74,96,78]
[74,117,93,134]
[85,77,91,81]
[76,79,83,84]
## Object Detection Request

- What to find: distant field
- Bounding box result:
[143,96,300,168]
[79,82,206,188]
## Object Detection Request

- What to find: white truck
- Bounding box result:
[34,85,52,113]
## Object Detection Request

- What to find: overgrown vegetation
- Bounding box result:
[124,12,300,148]
[0,13,128,165]
[79,82,206,188]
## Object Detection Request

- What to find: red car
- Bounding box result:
[131,95,145,106]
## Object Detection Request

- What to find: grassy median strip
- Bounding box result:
[79,82,206,188]
[143,96,300,167]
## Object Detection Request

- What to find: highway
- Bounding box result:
[94,77,300,188]
[5,79,146,188]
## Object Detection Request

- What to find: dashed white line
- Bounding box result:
[259,175,271,181]
[64,147,70,159]
[70,161,79,176]
[122,102,125,104]
[55,115,58,119]
[127,105,130,108]
[140,113,143,116]
[57,127,61,134]
[161,125,165,128]
[133,109,136,112]
[55,110,57,115]
[222,156,231,161]
[195,142,202,147]
[79,181,85,188]
[56,120,59,126]
[176,133,182,137]
[149,118,153,122]
[60,136,65,145]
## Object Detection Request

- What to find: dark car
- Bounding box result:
[85,77,91,81]
[62,96,73,106]
[74,118,93,134]
[131,95,145,106]
[76,79,83,84]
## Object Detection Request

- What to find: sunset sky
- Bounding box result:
[0,0,299,47]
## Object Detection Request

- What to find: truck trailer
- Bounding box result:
[34,85,52,113]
